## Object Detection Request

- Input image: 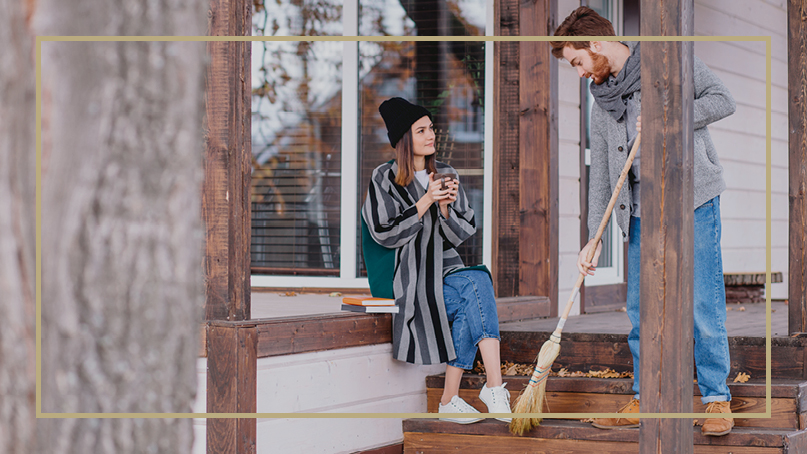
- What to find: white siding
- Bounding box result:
[192,345,445,454]
[694,0,788,299]
[554,0,789,304]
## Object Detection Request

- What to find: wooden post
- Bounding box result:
[789,0,807,337]
[517,0,558,313]
[204,0,252,322]
[639,0,695,452]
[205,0,254,452]
[207,323,257,454]
[492,0,521,297]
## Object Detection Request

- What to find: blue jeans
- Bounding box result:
[627,196,731,404]
[443,270,501,369]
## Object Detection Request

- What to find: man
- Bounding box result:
[551,6,736,437]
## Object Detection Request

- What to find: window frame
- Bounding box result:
[250,0,494,289]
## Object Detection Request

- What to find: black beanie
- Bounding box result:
[378,97,432,148]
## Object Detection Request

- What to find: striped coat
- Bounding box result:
[362,160,476,365]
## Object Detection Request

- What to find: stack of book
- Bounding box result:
[341,296,398,313]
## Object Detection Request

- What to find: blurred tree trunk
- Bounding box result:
[33,1,208,453]
[0,0,36,453]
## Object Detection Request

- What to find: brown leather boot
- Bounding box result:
[701,401,733,436]
[591,398,640,429]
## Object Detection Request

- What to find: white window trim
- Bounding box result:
[251,0,494,289]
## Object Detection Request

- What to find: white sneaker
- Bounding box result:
[438,395,483,424]
[478,382,512,422]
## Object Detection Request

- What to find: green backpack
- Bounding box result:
[361,215,395,299]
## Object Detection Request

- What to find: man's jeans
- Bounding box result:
[443,270,501,370]
[627,196,732,403]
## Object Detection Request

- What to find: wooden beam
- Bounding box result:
[491,0,520,297]
[206,322,257,454]
[639,0,695,451]
[204,0,252,322]
[518,0,558,313]
[205,0,253,452]
[789,0,807,336]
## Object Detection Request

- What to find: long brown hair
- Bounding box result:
[550,6,615,59]
[394,129,437,187]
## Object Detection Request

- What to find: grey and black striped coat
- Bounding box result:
[362,160,476,365]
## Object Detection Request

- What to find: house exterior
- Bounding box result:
[250,0,788,312]
[195,0,804,452]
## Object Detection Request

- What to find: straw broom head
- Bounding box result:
[508,332,561,436]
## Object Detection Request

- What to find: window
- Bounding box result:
[251,0,491,287]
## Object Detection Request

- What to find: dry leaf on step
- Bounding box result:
[279,291,297,297]
[734,372,750,383]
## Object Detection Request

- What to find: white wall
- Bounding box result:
[693,0,789,299]
[553,0,790,309]
[192,344,445,454]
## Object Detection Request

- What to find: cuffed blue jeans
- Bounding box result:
[443,270,501,370]
[627,196,732,404]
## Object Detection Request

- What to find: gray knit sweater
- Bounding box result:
[588,43,736,240]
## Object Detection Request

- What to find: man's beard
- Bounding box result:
[587,49,612,85]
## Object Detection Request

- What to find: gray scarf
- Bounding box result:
[589,42,641,121]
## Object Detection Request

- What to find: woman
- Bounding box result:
[362,97,511,423]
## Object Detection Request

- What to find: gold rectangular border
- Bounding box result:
[36,35,772,420]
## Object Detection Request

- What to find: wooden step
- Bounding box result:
[426,375,807,430]
[498,332,807,381]
[496,296,551,322]
[402,419,807,454]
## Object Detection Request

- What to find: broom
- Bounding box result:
[509,132,642,436]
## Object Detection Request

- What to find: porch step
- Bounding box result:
[426,375,807,430]
[402,419,807,454]
[498,331,807,381]
[496,296,551,322]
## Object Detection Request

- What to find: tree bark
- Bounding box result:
[0,1,37,453]
[34,2,208,453]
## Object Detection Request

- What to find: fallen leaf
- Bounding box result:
[734,372,750,383]
[738,306,746,312]
[329,292,342,297]
[279,291,297,297]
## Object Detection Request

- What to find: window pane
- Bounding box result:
[251,1,343,275]
[356,0,487,277]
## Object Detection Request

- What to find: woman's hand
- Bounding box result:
[416,173,451,218]
[577,238,603,276]
[437,178,458,208]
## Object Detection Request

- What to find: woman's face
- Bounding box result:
[410,116,435,157]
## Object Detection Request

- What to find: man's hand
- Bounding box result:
[577,238,603,276]
[636,115,641,134]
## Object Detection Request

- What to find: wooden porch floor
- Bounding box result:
[501,300,789,338]
[250,290,789,338]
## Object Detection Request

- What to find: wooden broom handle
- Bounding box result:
[558,133,642,322]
